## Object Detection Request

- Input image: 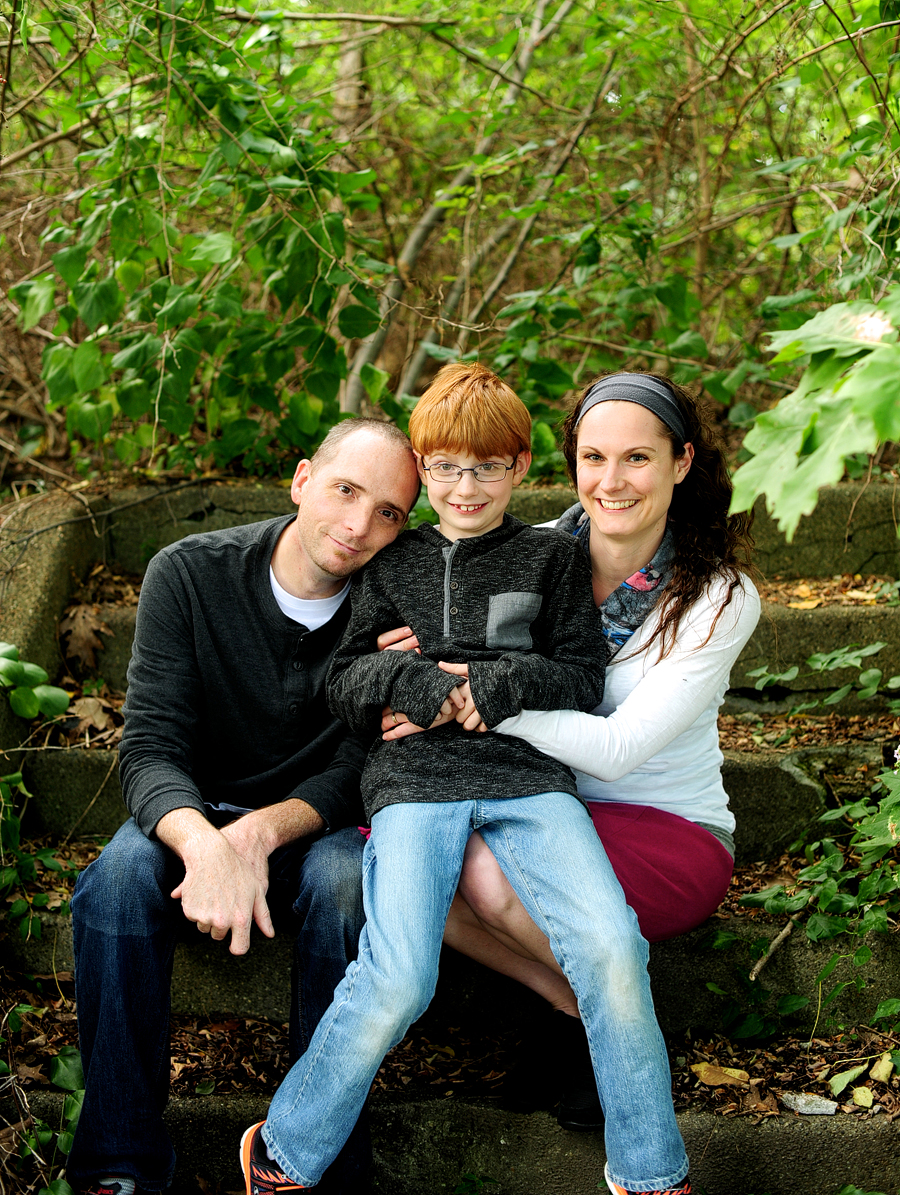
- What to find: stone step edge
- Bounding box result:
[23,1091,900,1195]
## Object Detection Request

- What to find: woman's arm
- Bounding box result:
[494,576,760,782]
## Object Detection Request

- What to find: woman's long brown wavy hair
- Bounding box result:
[561,371,754,658]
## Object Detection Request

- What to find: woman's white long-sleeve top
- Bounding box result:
[493,572,761,836]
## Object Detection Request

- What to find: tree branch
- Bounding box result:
[340,0,576,414]
[217,8,457,27]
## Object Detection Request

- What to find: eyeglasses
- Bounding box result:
[423,457,518,484]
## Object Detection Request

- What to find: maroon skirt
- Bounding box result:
[587,801,734,943]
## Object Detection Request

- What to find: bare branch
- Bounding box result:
[218,8,457,27]
[341,0,576,414]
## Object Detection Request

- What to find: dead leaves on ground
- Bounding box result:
[760,574,899,610]
[674,1030,900,1123]
[58,604,113,673]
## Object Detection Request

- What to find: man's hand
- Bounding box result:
[376,625,421,653]
[157,802,325,956]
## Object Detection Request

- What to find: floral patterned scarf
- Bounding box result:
[556,502,675,658]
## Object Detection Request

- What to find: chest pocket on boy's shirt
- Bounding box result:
[486,591,543,650]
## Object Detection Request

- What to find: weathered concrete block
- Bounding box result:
[94,481,296,575]
[733,602,900,707]
[24,1091,900,1195]
[752,481,900,580]
[23,746,124,839]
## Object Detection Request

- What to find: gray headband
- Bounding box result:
[575,375,689,446]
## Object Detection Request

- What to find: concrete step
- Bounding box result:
[8,882,899,1039]
[23,1089,900,1195]
[22,741,884,865]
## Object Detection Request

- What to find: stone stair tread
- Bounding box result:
[9,900,900,1036]
[22,1089,900,1195]
[23,741,884,863]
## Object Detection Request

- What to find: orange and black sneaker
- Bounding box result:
[239,1122,306,1194]
[604,1163,692,1195]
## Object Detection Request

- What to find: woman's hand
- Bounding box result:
[376,625,421,653]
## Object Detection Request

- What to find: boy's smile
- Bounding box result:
[418,450,531,542]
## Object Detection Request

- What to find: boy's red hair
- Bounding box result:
[408,362,532,460]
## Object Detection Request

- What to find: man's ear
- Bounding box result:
[290,459,313,506]
[511,451,532,487]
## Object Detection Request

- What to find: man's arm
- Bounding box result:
[120,547,342,952]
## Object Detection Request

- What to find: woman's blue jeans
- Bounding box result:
[67,818,368,1193]
[263,794,688,1192]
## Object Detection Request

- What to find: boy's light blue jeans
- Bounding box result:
[263,793,689,1192]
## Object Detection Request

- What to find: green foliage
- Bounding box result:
[0,643,71,721]
[1,771,75,939]
[732,290,900,538]
[6,1,900,484]
[745,641,900,716]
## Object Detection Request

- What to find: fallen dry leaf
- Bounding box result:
[59,604,113,671]
[691,1062,749,1087]
[69,695,114,734]
[852,1086,874,1108]
[793,583,813,598]
[870,1053,894,1084]
[787,599,821,609]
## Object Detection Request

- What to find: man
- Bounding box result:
[68,419,421,1195]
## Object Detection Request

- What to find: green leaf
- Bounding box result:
[53,245,88,288]
[69,399,114,442]
[72,342,106,393]
[73,276,123,332]
[288,393,322,436]
[19,662,49,686]
[21,275,57,331]
[668,330,707,359]
[34,685,71,718]
[0,657,26,686]
[305,370,340,403]
[9,687,40,719]
[195,1079,215,1095]
[873,997,900,1022]
[157,288,200,331]
[50,1046,84,1092]
[115,260,145,295]
[829,1063,867,1096]
[189,232,236,266]
[759,289,817,317]
[112,335,163,373]
[0,643,19,659]
[338,305,381,339]
[43,343,77,408]
[360,363,390,402]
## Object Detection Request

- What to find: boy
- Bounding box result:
[240,363,688,1194]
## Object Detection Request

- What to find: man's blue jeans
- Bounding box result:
[262,794,689,1192]
[67,818,368,1193]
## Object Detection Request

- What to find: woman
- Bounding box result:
[382,371,760,1151]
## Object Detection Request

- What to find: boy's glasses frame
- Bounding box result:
[422,456,518,484]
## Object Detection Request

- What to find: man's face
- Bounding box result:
[286,429,420,596]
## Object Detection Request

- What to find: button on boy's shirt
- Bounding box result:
[327,515,606,820]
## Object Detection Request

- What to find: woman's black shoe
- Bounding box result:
[553,1011,605,1132]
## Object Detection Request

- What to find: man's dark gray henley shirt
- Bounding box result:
[119,515,366,838]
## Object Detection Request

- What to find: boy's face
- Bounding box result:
[417,449,531,542]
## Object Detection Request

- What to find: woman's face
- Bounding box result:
[574,401,693,547]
